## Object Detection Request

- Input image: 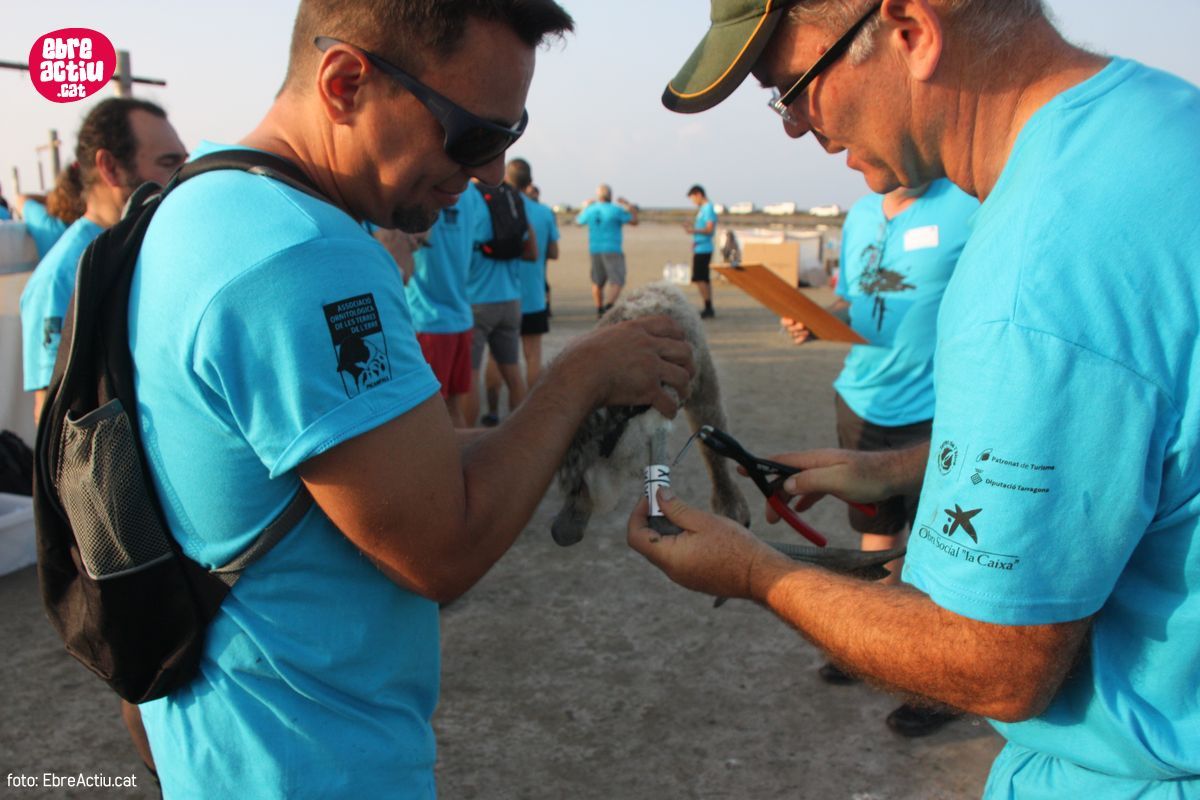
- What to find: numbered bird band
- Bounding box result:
[645,465,671,517]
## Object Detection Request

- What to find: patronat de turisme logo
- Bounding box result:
[29,29,117,103]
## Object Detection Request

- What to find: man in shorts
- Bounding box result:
[405,186,488,426]
[576,183,638,316]
[683,184,718,318]
[782,179,978,735]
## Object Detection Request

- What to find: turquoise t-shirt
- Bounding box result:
[466,184,522,304]
[519,195,559,314]
[21,198,69,258]
[692,201,718,254]
[902,60,1200,798]
[18,216,103,390]
[0,205,9,221]
[575,201,631,254]
[131,143,442,799]
[833,179,978,426]
[406,187,486,333]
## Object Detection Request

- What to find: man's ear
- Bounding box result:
[315,46,372,124]
[93,149,124,189]
[881,0,943,81]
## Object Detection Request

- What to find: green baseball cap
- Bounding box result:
[662,0,792,114]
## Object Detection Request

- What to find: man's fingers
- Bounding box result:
[649,388,681,420]
[632,315,686,341]
[792,492,825,513]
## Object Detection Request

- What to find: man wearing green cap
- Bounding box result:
[632,1,1200,797]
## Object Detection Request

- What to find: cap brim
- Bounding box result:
[662,3,788,114]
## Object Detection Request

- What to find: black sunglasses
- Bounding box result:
[314,36,528,168]
[768,2,882,122]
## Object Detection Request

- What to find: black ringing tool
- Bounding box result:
[696,426,877,548]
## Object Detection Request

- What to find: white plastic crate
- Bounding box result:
[0,492,36,576]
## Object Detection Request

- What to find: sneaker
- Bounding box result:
[699,307,715,319]
[480,413,500,428]
[817,661,859,685]
[885,703,962,738]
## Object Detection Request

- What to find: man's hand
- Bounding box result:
[627,491,791,601]
[756,445,929,523]
[556,316,695,418]
[780,316,814,345]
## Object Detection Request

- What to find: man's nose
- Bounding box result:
[468,154,506,186]
[782,113,811,139]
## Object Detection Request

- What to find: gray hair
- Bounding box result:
[787,0,1047,64]
[597,183,612,202]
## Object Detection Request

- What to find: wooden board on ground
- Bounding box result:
[714,263,867,344]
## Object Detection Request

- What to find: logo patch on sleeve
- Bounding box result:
[324,293,392,398]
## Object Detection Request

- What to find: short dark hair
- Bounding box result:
[687,184,706,197]
[506,157,532,189]
[284,0,574,91]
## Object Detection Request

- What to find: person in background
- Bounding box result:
[9,169,85,259]
[525,183,554,316]
[19,97,187,421]
[683,184,718,318]
[511,159,558,387]
[465,167,536,427]
[636,0,1200,795]
[404,187,489,427]
[576,183,637,316]
[782,178,978,736]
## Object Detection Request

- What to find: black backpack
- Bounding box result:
[476,181,528,260]
[34,150,319,704]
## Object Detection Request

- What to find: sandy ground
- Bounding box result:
[0,222,1003,799]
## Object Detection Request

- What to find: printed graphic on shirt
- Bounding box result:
[902,224,940,251]
[857,229,916,331]
[43,316,62,347]
[936,440,959,476]
[915,504,1021,572]
[970,447,1055,497]
[324,293,392,398]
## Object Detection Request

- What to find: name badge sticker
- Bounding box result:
[903,225,940,251]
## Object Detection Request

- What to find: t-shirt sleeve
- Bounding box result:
[191,236,441,478]
[902,321,1165,625]
[18,273,60,391]
[549,213,560,243]
[575,206,591,226]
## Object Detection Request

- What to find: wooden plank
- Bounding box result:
[714,263,867,344]
[741,241,800,285]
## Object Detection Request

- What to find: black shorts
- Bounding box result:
[834,394,932,536]
[521,309,550,336]
[692,251,713,283]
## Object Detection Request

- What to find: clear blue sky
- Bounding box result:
[2,1,1198,210]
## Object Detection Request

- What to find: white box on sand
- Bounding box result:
[0,492,36,576]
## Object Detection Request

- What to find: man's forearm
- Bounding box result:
[747,555,1088,721]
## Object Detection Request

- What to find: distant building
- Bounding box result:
[713,203,727,214]
[809,204,843,217]
[728,202,756,215]
[764,202,798,215]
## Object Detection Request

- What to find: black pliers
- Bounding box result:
[697,426,876,547]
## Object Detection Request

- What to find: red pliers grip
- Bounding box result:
[696,426,876,548]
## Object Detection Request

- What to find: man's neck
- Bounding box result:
[938,19,1108,201]
[240,98,357,217]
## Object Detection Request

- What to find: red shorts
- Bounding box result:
[417,330,473,398]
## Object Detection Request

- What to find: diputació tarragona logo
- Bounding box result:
[29,29,116,103]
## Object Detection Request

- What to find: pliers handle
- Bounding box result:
[697,426,877,548]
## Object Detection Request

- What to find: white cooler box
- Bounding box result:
[0,492,36,576]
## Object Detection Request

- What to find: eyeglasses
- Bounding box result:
[767,2,882,125]
[314,36,528,168]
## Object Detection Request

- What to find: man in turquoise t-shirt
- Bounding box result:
[125,5,693,797]
[515,160,558,386]
[404,186,488,427]
[683,184,719,318]
[19,98,186,420]
[13,198,69,259]
[637,2,1200,797]
[575,183,638,316]
[783,178,978,736]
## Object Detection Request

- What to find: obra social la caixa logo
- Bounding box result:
[29,29,117,103]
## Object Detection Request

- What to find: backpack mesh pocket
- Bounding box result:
[56,399,174,580]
